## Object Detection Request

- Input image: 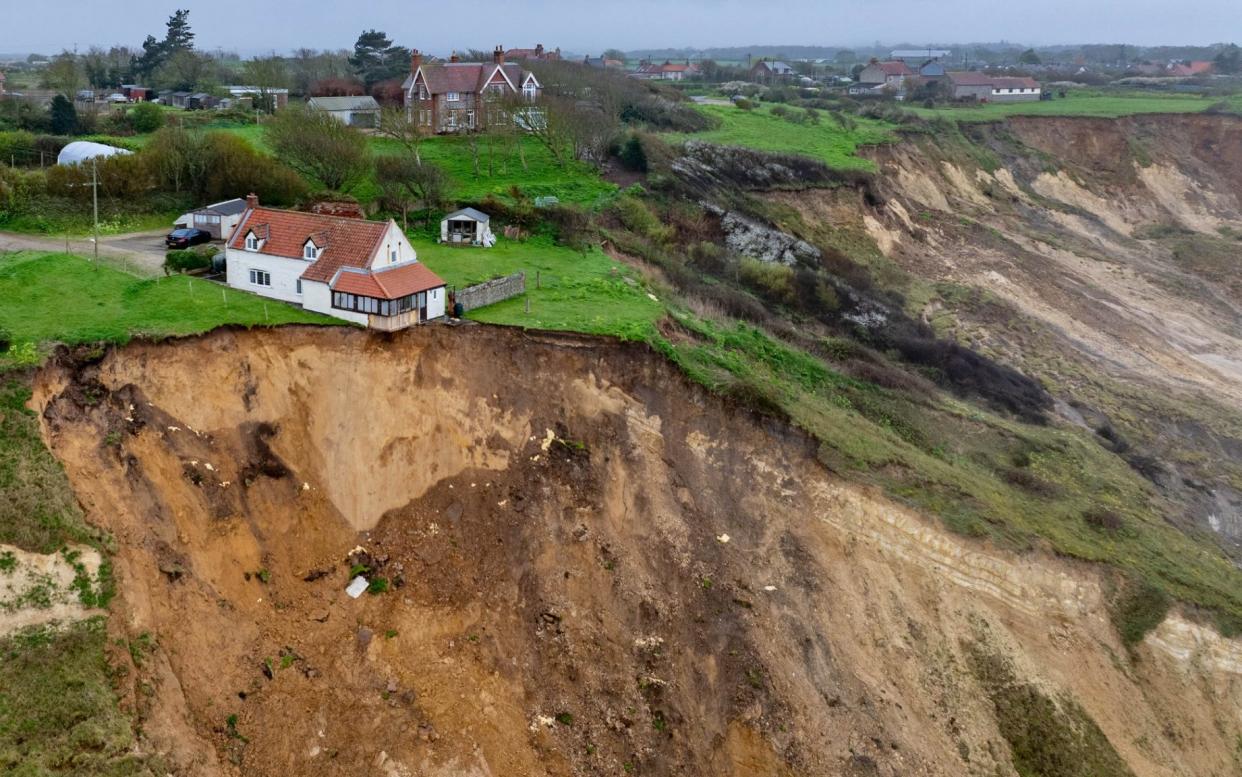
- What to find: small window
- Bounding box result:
[304,243,317,260]
[249,269,271,287]
[245,234,258,251]
[296,279,302,294]
[390,247,398,262]
[446,91,459,102]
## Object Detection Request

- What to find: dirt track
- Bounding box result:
[0,228,176,275]
[31,325,1242,777]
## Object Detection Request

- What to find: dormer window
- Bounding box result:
[303,240,318,260]
[244,232,259,251]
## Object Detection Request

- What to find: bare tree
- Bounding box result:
[377,106,424,164]
[43,51,83,96]
[266,105,370,191]
[375,155,450,229]
[243,55,289,113]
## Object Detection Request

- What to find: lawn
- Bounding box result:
[907,90,1225,121]
[0,251,334,352]
[414,232,663,339]
[671,103,896,171]
[208,124,617,206]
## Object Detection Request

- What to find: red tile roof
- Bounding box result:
[332,262,445,299]
[229,206,389,282]
[990,76,1041,90]
[874,61,915,77]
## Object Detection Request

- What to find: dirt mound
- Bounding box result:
[32,326,1242,776]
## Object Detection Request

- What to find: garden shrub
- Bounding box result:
[163,248,213,275]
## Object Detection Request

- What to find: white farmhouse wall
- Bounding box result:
[302,280,368,325]
[427,286,446,319]
[225,248,308,304]
[374,223,418,267]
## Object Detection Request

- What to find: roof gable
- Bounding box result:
[229,207,391,281]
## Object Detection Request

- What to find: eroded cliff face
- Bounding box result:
[771,113,1242,550]
[32,327,1242,777]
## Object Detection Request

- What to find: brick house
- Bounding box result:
[225,194,446,330]
[504,44,560,62]
[750,60,796,83]
[401,47,542,134]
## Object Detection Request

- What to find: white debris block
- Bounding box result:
[716,533,731,544]
[345,576,369,598]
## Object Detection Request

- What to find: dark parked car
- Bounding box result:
[165,228,212,249]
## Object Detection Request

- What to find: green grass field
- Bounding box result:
[907,90,1226,121]
[414,232,663,338]
[200,124,616,206]
[672,103,896,170]
[0,252,333,353]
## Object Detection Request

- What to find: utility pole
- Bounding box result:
[91,157,99,268]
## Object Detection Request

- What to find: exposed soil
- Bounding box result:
[781,113,1242,549]
[32,325,1242,776]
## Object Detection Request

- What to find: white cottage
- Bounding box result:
[225,195,447,330]
[440,208,496,247]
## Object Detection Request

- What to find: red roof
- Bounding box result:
[230,207,391,283]
[1170,61,1213,76]
[332,262,444,299]
[990,76,1040,89]
[874,61,915,76]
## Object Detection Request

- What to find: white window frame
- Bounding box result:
[304,242,318,260]
[249,269,271,287]
[446,91,460,102]
[245,233,259,251]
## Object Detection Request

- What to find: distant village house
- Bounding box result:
[402,47,542,134]
[631,60,700,81]
[750,59,796,83]
[947,72,1041,102]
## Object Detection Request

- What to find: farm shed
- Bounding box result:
[440,208,496,247]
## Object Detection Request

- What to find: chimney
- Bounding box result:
[450,51,460,63]
[494,45,505,65]
[535,43,544,58]
[245,192,258,210]
[410,49,423,73]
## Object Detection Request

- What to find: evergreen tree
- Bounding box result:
[349,30,410,87]
[1018,48,1042,65]
[49,95,77,135]
[1215,44,1241,75]
[133,10,195,79]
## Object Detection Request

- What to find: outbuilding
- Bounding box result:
[307,95,382,128]
[174,198,249,240]
[440,208,496,247]
[56,141,133,166]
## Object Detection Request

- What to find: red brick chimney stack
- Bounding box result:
[245,192,258,210]
[535,43,544,58]
[410,50,423,73]
[494,45,505,65]
[450,51,460,63]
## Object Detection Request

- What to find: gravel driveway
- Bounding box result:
[0,228,218,277]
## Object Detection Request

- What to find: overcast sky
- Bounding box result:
[4,0,1241,55]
